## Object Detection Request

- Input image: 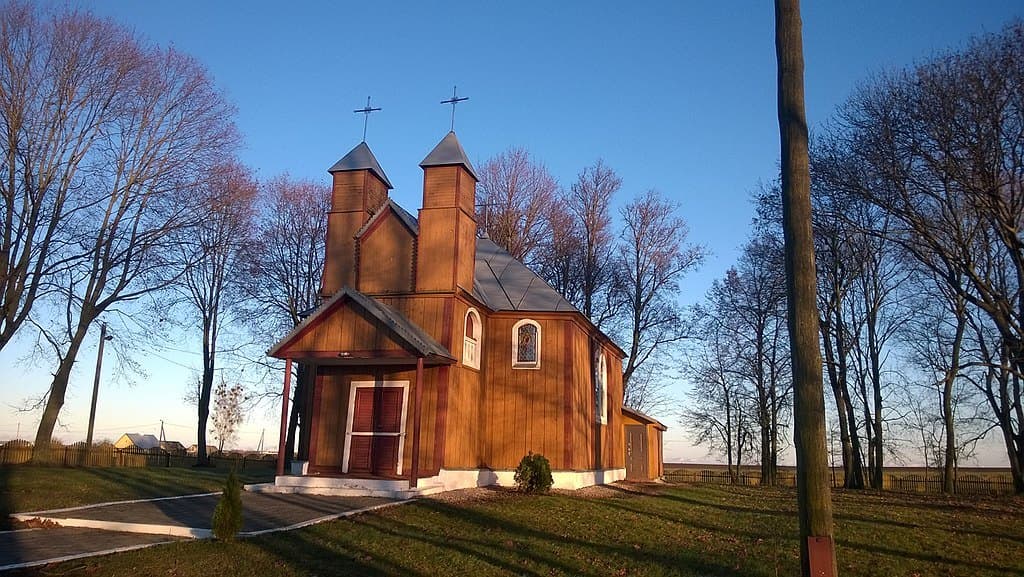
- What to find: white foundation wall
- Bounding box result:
[426,468,626,491]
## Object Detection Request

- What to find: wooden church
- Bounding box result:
[264,131,649,497]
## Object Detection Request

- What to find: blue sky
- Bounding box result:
[1,0,1021,463]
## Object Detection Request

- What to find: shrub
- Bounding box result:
[514,452,553,493]
[211,467,243,540]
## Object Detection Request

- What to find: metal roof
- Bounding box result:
[473,238,579,313]
[122,433,161,449]
[419,131,478,181]
[327,141,393,189]
[621,406,668,430]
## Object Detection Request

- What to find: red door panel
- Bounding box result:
[348,436,372,474]
[351,388,375,433]
[376,388,404,433]
[372,436,399,475]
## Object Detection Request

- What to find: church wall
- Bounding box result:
[480,313,581,470]
[357,212,415,294]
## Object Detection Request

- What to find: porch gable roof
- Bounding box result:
[267,286,454,363]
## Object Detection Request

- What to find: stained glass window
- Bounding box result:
[513,320,541,368]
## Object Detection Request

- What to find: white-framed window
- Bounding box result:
[512,319,541,369]
[596,352,608,425]
[463,308,481,370]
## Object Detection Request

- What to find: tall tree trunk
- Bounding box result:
[866,306,884,490]
[195,318,215,466]
[33,312,94,460]
[775,1,837,574]
[821,318,855,486]
[940,310,966,493]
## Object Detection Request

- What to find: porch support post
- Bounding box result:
[276,358,293,477]
[410,357,424,488]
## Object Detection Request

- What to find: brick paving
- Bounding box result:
[1,492,398,571]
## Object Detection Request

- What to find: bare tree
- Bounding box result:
[23,6,238,453]
[713,236,791,486]
[775,1,837,574]
[565,160,621,327]
[0,4,138,351]
[823,21,1024,492]
[683,310,755,483]
[476,147,557,265]
[242,175,329,463]
[617,190,706,411]
[179,162,257,466]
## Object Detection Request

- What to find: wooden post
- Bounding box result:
[276,358,293,477]
[410,357,424,488]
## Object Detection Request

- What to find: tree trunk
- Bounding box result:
[775,1,837,574]
[941,311,966,493]
[195,319,215,466]
[33,315,93,461]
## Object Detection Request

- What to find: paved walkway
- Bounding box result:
[2,492,400,572]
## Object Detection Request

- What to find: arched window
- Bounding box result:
[512,319,541,369]
[463,308,481,369]
[596,352,608,425]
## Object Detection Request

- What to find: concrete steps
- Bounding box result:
[245,476,444,500]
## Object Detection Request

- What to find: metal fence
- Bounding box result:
[0,442,277,472]
[665,468,1016,495]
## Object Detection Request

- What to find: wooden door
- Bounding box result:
[625,425,648,481]
[347,386,404,476]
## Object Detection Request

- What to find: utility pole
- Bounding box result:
[85,323,113,458]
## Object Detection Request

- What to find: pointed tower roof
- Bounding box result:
[328,141,393,188]
[419,131,478,181]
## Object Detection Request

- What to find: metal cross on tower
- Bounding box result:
[353,96,381,142]
[441,85,469,132]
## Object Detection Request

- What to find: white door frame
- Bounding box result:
[341,380,410,475]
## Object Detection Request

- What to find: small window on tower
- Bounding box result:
[464,309,481,370]
[512,319,541,369]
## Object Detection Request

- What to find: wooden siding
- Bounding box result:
[357,210,414,294]
[415,207,457,291]
[322,211,362,295]
[281,302,409,357]
[479,314,588,470]
[332,170,387,213]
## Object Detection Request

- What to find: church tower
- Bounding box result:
[321,142,392,297]
[416,132,478,293]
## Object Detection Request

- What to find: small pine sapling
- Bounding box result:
[211,467,244,540]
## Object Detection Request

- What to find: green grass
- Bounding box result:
[8,483,1023,576]
[0,464,275,522]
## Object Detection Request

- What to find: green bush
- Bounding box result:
[211,467,243,540]
[514,452,553,493]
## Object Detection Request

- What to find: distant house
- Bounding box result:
[160,441,187,455]
[187,444,218,456]
[114,433,160,451]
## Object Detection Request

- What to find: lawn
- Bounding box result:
[0,464,275,524]
[7,482,1022,577]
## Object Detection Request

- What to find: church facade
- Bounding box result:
[266,132,628,497]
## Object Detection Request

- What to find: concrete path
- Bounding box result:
[2,492,401,572]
